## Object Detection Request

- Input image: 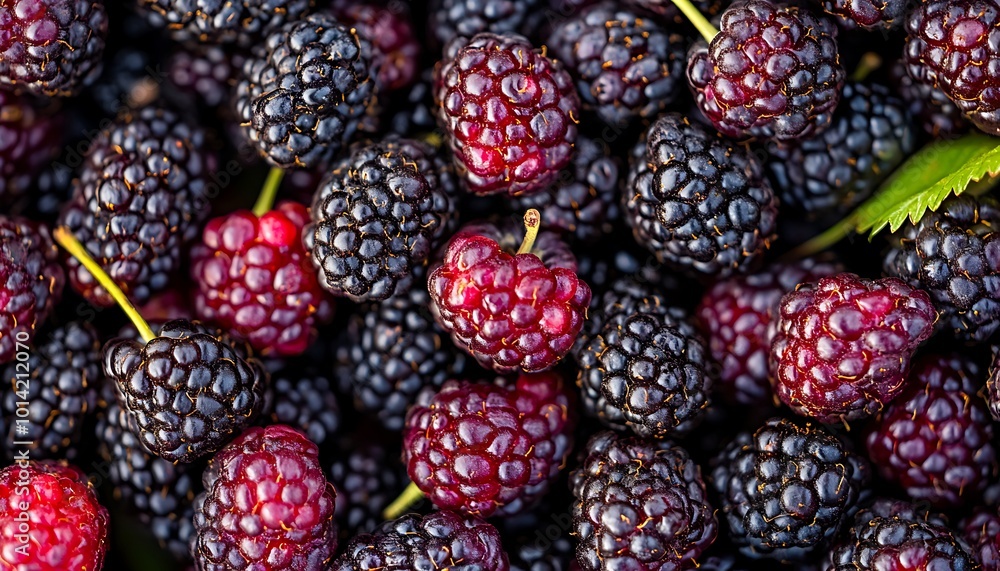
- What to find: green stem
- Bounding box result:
[851,52,882,83]
[252,167,285,217]
[670,0,720,43]
[382,481,425,521]
[516,209,541,255]
[53,227,156,343]
[781,213,859,261]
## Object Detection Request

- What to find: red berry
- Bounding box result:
[961,507,1000,569]
[0,90,62,205]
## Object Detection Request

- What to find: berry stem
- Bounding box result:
[516,209,541,255]
[670,0,720,43]
[382,481,424,521]
[851,52,882,82]
[252,166,285,217]
[53,227,156,343]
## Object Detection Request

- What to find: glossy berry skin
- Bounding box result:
[0,217,63,365]
[712,417,870,561]
[329,442,407,541]
[865,353,999,508]
[103,320,268,464]
[235,13,375,169]
[429,220,591,373]
[264,370,340,448]
[403,374,576,517]
[890,59,969,138]
[961,508,1000,569]
[136,0,308,47]
[695,259,840,406]
[0,91,62,205]
[328,0,420,92]
[0,461,109,571]
[816,0,907,30]
[770,273,936,423]
[624,113,777,277]
[191,425,337,571]
[434,32,580,196]
[687,0,844,141]
[904,0,1000,136]
[571,431,718,571]
[429,0,542,48]
[191,201,334,357]
[884,194,1000,342]
[827,511,978,570]
[331,511,509,571]
[167,45,240,108]
[0,0,107,96]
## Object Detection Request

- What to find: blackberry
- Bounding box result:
[329,441,408,541]
[234,13,376,169]
[625,0,733,23]
[103,319,268,463]
[57,105,217,308]
[1,321,100,460]
[506,533,574,571]
[624,113,778,277]
[264,369,340,448]
[687,0,845,141]
[766,82,915,215]
[429,0,544,48]
[573,279,712,437]
[19,160,74,224]
[884,194,1000,342]
[167,44,239,108]
[305,137,457,303]
[961,507,1000,569]
[546,2,686,127]
[890,60,969,138]
[328,0,421,93]
[0,90,62,206]
[571,431,718,571]
[815,0,907,30]
[827,510,977,570]
[136,0,309,47]
[0,0,107,97]
[387,69,438,137]
[711,417,870,561]
[337,284,467,431]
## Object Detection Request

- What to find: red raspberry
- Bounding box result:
[770,273,936,423]
[866,353,999,508]
[961,507,1000,569]
[402,373,576,517]
[190,201,334,357]
[434,32,580,196]
[191,425,337,571]
[428,215,591,372]
[0,461,109,571]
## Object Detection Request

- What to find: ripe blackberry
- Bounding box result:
[429,0,543,48]
[103,319,268,463]
[884,194,1000,342]
[815,0,907,30]
[0,0,107,96]
[988,350,1000,421]
[510,136,620,243]
[904,0,1000,136]
[1,321,99,460]
[429,216,591,373]
[328,0,420,93]
[766,82,915,215]
[234,13,375,169]
[434,32,580,196]
[865,353,999,507]
[305,137,458,303]
[264,369,340,448]
[191,425,337,571]
[695,258,841,406]
[136,0,308,47]
[711,417,870,561]
[329,441,408,540]
[573,279,712,437]
[770,273,936,423]
[403,373,576,517]
[0,91,62,206]
[687,0,845,141]
[0,461,109,571]
[571,431,717,571]
[889,60,969,137]
[961,507,1000,569]
[546,3,686,127]
[0,217,63,364]
[57,105,217,308]
[338,284,468,431]
[332,511,509,571]
[191,201,335,356]
[624,113,778,277]
[167,45,238,108]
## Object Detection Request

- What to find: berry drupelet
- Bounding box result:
[329,441,408,541]
[0,216,63,364]
[865,353,999,508]
[167,45,239,108]
[890,58,970,138]
[904,0,1000,136]
[264,369,340,448]
[546,2,687,127]
[136,0,308,47]
[434,32,580,196]
[0,90,62,206]
[328,0,420,93]
[401,373,576,517]
[711,417,870,561]
[624,113,778,277]
[815,0,907,30]
[884,194,1000,342]
[191,425,337,571]
[769,273,936,423]
[961,507,1000,569]
[429,214,591,373]
[687,0,845,141]
[235,13,375,169]
[0,0,107,97]
[429,0,543,48]
[305,137,458,303]
[695,258,841,406]
[57,105,217,308]
[0,461,109,571]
